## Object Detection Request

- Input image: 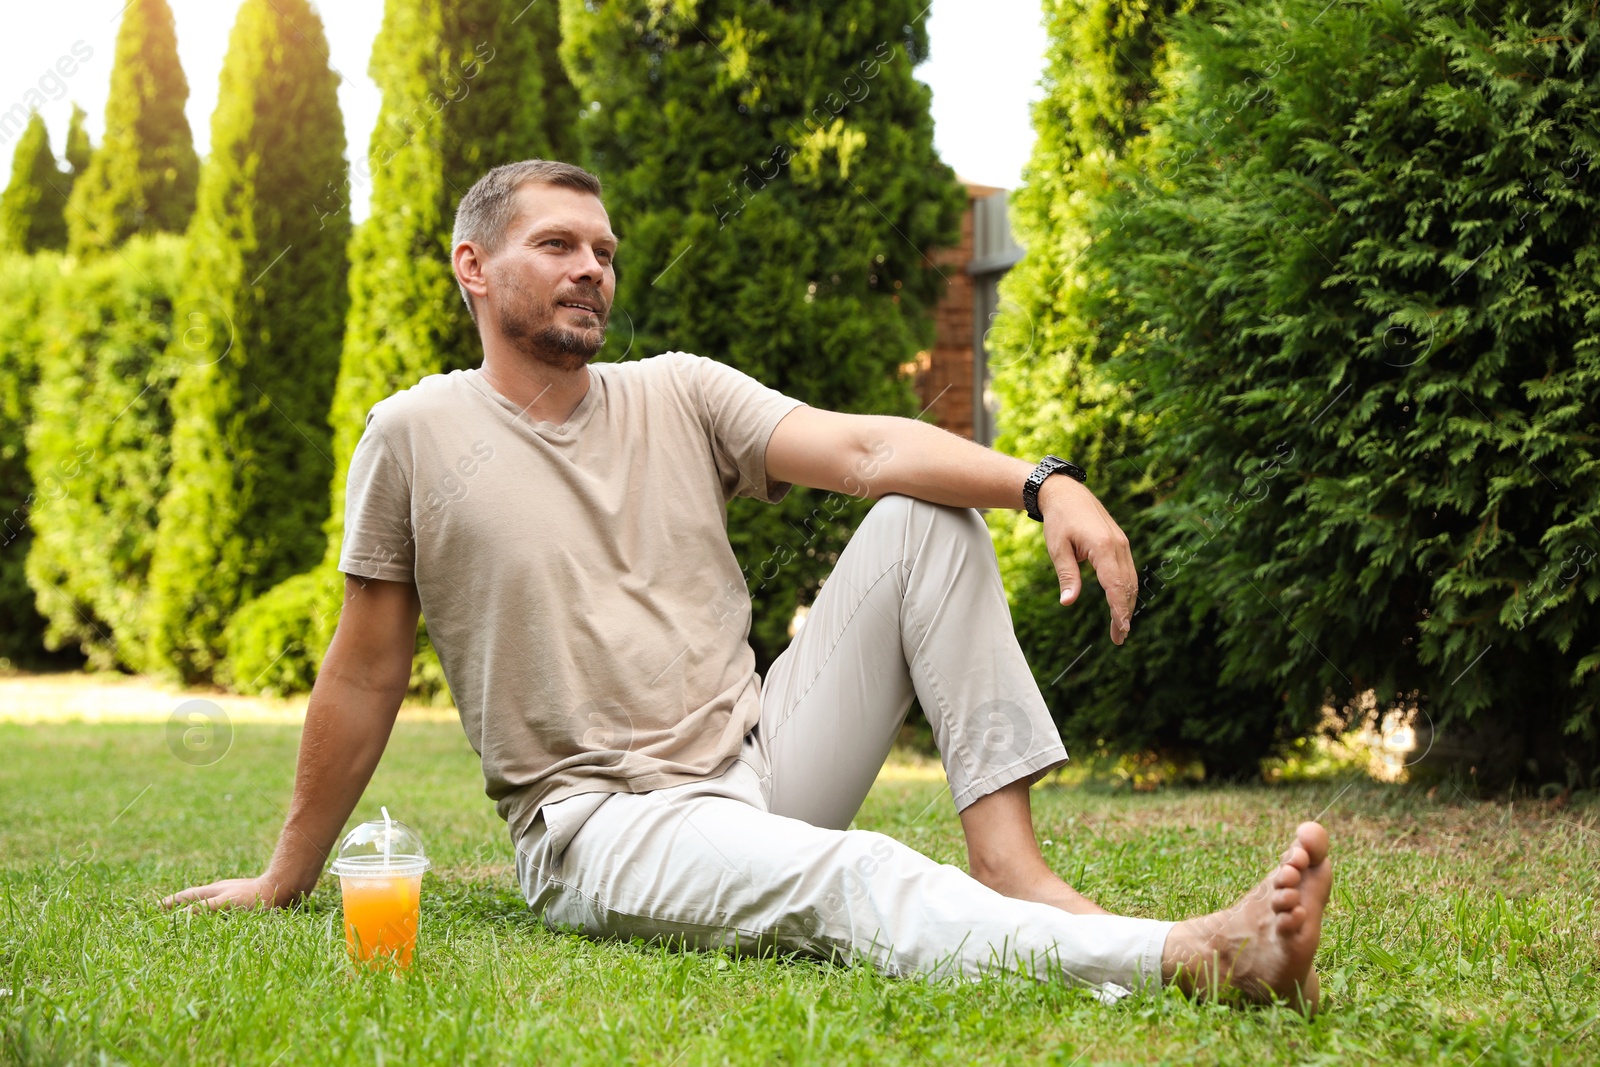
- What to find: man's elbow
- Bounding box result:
[845,414,909,499]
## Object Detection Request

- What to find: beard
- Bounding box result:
[492,268,610,372]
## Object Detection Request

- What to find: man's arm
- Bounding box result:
[765,407,1136,644]
[160,575,421,910]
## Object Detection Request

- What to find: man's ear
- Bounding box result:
[454,241,491,307]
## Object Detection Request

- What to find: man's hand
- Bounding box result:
[1039,475,1137,645]
[161,874,303,913]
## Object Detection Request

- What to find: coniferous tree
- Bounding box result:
[143,0,350,682]
[25,234,185,671]
[225,0,573,695]
[1093,0,1600,782]
[0,250,69,666]
[62,105,91,199]
[0,114,70,253]
[67,0,198,258]
[995,0,1600,782]
[558,0,964,670]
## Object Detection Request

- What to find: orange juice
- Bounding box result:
[340,872,422,968]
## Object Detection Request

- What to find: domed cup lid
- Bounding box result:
[329,806,431,877]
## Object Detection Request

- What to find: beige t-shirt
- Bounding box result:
[338,351,807,845]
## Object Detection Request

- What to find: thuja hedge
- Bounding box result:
[0,114,70,255]
[25,234,185,672]
[141,0,351,684]
[991,0,1600,781]
[0,252,63,665]
[66,0,198,259]
[983,0,1278,772]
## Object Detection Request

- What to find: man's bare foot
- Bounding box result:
[1161,821,1332,1013]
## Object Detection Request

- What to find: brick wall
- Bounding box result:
[899,181,1002,441]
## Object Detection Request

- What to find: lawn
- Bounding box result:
[2,715,1596,1066]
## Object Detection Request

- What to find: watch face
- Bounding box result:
[1046,456,1086,482]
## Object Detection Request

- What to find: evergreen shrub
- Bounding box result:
[143,0,351,683]
[984,0,1280,773]
[25,234,185,672]
[67,0,198,257]
[991,0,1600,781]
[0,251,66,665]
[0,114,69,254]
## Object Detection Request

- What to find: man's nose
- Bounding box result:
[570,245,606,283]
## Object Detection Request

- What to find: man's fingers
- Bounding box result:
[174,889,246,913]
[1093,537,1137,645]
[160,884,217,910]
[1056,552,1083,606]
[160,879,266,912]
[1045,484,1138,642]
[1100,580,1126,645]
[1116,532,1139,635]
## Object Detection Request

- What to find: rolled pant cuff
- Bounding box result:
[1138,919,1175,993]
[949,745,1071,814]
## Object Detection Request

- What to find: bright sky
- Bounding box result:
[1,1,1048,222]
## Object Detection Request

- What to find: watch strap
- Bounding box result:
[1023,455,1087,521]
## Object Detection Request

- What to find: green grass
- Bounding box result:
[2,719,1597,1066]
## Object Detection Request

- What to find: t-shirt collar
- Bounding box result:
[465,364,602,438]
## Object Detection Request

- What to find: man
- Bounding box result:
[163,160,1331,1010]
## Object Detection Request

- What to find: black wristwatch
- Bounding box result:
[1023,455,1087,521]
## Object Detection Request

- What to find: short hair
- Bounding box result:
[451,160,604,324]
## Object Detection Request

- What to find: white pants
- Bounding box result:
[515,494,1173,999]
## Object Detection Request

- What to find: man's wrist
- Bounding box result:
[1036,472,1082,520]
[265,837,333,901]
[1022,455,1088,520]
[261,869,318,905]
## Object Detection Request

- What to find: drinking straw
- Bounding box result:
[381,806,392,870]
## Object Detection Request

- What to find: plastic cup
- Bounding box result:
[329,808,431,969]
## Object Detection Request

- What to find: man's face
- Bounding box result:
[482,183,618,372]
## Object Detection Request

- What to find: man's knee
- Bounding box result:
[865,491,918,524]
[867,492,990,551]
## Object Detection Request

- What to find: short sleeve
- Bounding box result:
[338,406,417,582]
[676,352,806,504]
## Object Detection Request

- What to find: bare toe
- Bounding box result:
[1163,823,1332,1014]
[1295,822,1330,867]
